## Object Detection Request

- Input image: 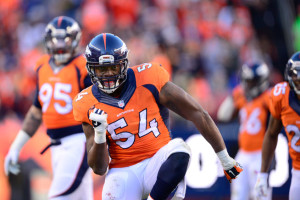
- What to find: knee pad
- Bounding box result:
[158,152,190,184]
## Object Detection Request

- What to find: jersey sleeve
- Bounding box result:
[72,89,92,124]
[33,85,41,108]
[34,55,49,72]
[134,62,170,92]
[33,55,49,107]
[156,63,170,91]
[232,85,246,109]
[263,89,272,111]
[269,83,286,119]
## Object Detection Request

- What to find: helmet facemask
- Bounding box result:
[85,33,129,94]
[87,56,128,94]
[241,63,270,100]
[45,17,81,65]
[242,76,269,99]
[286,60,300,95]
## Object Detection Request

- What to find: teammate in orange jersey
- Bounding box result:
[73,33,243,200]
[4,16,93,200]
[255,52,300,200]
[217,62,272,200]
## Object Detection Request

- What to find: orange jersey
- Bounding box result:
[232,85,247,109]
[73,62,172,168]
[269,82,300,170]
[34,54,91,139]
[232,85,271,152]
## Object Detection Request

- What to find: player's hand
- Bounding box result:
[254,172,268,199]
[217,149,243,183]
[89,108,108,144]
[4,149,20,175]
[223,161,243,183]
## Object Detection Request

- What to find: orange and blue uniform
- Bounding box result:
[269,82,300,170]
[33,54,91,139]
[32,54,93,199]
[73,62,172,168]
[231,85,272,200]
[232,85,271,152]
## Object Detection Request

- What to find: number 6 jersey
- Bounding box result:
[73,63,172,168]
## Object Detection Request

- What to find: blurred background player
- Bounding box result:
[4,16,93,200]
[255,51,300,200]
[217,62,272,200]
[73,33,243,200]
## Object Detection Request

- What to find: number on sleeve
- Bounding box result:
[137,63,152,72]
[75,92,88,102]
[273,82,287,96]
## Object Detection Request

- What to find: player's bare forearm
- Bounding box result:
[261,116,282,172]
[160,82,226,152]
[82,122,109,175]
[88,143,109,175]
[261,132,277,172]
[192,110,226,152]
[22,105,42,137]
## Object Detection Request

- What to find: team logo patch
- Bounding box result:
[118,100,125,108]
[85,46,91,57]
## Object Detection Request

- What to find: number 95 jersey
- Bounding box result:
[73,63,172,168]
[33,55,90,134]
[270,82,300,170]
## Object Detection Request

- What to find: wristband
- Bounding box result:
[10,130,30,151]
[257,172,268,180]
[94,130,106,144]
[216,149,234,170]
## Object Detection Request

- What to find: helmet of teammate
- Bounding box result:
[240,62,270,99]
[45,16,81,64]
[85,33,129,94]
[286,51,300,95]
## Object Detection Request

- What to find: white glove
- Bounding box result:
[89,108,108,144]
[4,149,20,175]
[254,172,268,199]
[4,130,30,175]
[217,149,243,183]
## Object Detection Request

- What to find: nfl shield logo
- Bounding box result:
[118,100,125,108]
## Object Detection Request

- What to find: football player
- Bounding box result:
[4,16,93,200]
[254,52,300,200]
[217,62,272,200]
[73,33,243,200]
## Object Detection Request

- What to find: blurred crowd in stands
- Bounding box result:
[0,0,299,121]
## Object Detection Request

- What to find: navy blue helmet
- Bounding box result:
[241,62,270,99]
[286,52,300,95]
[85,33,129,94]
[45,16,81,64]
